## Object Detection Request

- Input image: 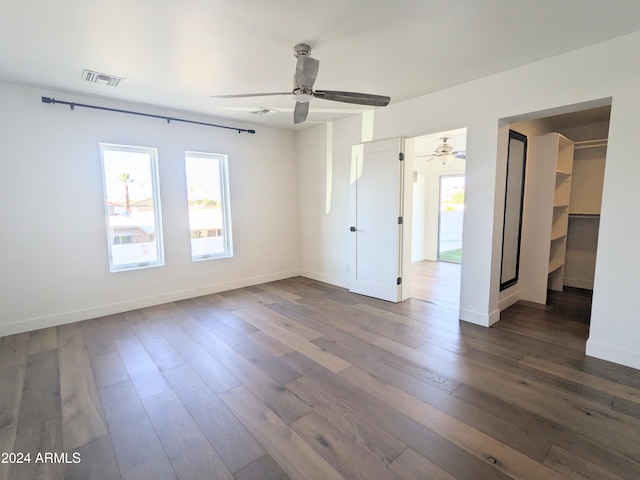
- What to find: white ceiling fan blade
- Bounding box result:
[294,101,309,124]
[313,90,390,106]
[296,55,319,88]
[211,92,291,99]
[415,152,465,161]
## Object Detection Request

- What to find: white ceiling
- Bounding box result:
[1,1,639,130]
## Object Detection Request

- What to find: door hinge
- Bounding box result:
[398,216,403,225]
[398,152,404,161]
[396,277,402,285]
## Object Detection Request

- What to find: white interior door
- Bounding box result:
[350,137,404,302]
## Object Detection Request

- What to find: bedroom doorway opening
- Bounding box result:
[408,128,466,310]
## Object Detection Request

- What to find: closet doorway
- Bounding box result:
[408,129,466,310]
[515,103,610,326]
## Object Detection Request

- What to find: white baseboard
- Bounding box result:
[488,308,501,326]
[498,289,520,311]
[460,308,500,327]
[563,277,594,290]
[299,269,350,289]
[586,339,640,371]
[0,269,300,338]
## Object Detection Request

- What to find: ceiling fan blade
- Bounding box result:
[296,55,320,88]
[455,151,466,159]
[313,90,390,106]
[211,92,291,99]
[293,101,309,124]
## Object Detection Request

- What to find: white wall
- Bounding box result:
[563,147,605,289]
[587,86,640,369]
[0,82,299,336]
[297,116,363,288]
[297,32,640,370]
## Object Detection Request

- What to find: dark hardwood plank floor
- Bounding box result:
[1,275,639,480]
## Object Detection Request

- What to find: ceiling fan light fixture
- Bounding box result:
[439,153,455,165]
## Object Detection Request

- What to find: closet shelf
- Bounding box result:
[548,258,564,274]
[569,212,600,218]
[548,134,574,292]
[574,138,608,150]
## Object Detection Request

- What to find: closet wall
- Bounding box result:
[556,121,608,290]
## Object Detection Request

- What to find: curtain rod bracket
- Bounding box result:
[40,96,256,134]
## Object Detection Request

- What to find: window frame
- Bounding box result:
[185,151,234,262]
[99,143,165,272]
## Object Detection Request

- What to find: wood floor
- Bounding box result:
[546,286,593,325]
[1,276,639,480]
[410,260,461,309]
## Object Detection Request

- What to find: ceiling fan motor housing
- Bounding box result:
[436,137,454,154]
[294,43,311,57]
[293,87,313,103]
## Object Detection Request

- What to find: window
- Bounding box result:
[185,151,233,261]
[100,144,164,272]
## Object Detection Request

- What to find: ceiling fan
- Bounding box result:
[415,137,466,165]
[211,43,391,124]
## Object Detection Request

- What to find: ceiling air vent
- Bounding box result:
[82,69,124,87]
[250,107,277,116]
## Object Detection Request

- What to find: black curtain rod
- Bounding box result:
[41,96,256,134]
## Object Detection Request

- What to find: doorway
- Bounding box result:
[509,103,610,327]
[408,129,467,309]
